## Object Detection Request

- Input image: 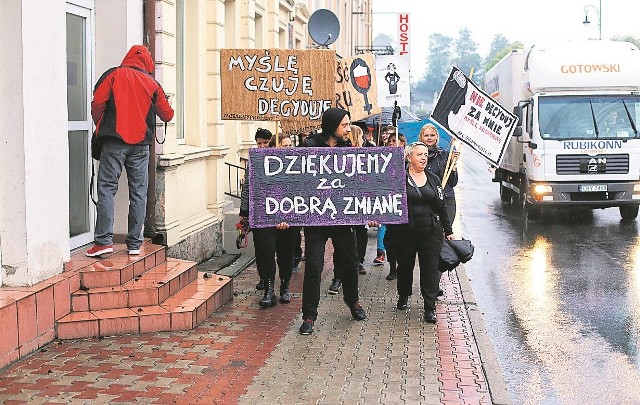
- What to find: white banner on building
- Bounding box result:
[376,54,410,107]
[431,66,517,166]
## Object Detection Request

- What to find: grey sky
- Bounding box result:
[371,0,639,81]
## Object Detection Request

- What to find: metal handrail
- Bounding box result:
[224,161,246,199]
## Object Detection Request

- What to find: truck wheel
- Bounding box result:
[500,184,513,203]
[619,205,639,220]
[519,185,541,219]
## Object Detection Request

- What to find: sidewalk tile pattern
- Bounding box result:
[0,234,491,404]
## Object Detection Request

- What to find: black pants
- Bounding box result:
[333,225,367,280]
[302,226,359,320]
[333,245,345,281]
[446,196,456,226]
[395,226,443,310]
[384,225,399,272]
[294,228,303,258]
[252,226,299,282]
[355,225,368,264]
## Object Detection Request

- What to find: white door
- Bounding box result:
[67,2,94,249]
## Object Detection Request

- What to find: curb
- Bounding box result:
[456,265,513,405]
[213,254,256,278]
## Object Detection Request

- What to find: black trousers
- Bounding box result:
[395,226,443,310]
[446,196,456,226]
[294,228,303,258]
[355,225,368,264]
[333,225,367,280]
[252,226,299,282]
[384,225,400,272]
[302,226,359,320]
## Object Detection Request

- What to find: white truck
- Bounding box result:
[485,41,640,219]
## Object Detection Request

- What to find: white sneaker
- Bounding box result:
[128,249,141,255]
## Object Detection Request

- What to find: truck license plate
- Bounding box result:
[579,184,607,192]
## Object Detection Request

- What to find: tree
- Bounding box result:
[611,35,640,49]
[484,41,524,72]
[485,34,511,68]
[452,28,483,82]
[417,33,453,104]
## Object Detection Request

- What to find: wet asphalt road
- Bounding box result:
[454,151,640,404]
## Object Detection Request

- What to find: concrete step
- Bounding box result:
[70,259,197,311]
[57,274,233,339]
[78,244,166,289]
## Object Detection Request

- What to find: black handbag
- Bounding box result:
[439,238,474,272]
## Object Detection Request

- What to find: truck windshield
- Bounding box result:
[538,95,640,140]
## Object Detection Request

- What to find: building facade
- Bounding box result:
[0,0,371,288]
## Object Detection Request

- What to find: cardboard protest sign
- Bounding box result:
[335,53,381,121]
[431,66,517,166]
[280,120,321,137]
[248,147,408,228]
[280,53,381,136]
[220,49,335,121]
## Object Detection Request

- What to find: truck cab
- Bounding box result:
[486,41,640,219]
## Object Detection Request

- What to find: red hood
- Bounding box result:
[121,45,154,73]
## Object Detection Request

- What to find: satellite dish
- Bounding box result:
[308,9,340,47]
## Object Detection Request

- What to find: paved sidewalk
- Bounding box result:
[0,231,511,404]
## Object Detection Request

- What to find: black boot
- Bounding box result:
[256,278,265,290]
[396,295,409,310]
[424,309,437,323]
[259,279,277,307]
[386,261,397,280]
[279,278,291,304]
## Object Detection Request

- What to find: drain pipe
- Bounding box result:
[143,0,161,244]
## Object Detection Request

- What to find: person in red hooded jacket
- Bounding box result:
[86,45,174,257]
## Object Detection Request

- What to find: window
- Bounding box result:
[66,1,94,248]
[255,13,263,48]
[538,95,640,140]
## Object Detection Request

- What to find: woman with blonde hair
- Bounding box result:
[419,123,459,225]
[349,125,364,147]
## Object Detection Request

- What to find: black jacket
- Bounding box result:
[396,169,453,236]
[426,147,458,199]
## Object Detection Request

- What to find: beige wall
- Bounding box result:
[0,0,69,286]
[0,0,372,286]
[153,0,317,256]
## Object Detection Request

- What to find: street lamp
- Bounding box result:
[582,0,602,40]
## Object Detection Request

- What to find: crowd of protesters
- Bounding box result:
[240,108,461,334]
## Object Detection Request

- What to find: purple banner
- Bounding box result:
[248,146,409,228]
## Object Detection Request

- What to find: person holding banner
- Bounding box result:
[419,123,460,225]
[327,127,368,293]
[382,132,406,281]
[240,128,299,307]
[292,130,314,270]
[299,107,368,335]
[393,142,455,323]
